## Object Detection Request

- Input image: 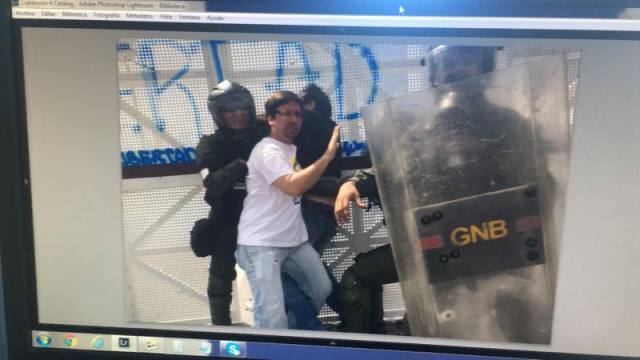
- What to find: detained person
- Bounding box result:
[281,84,344,330]
[235,91,341,329]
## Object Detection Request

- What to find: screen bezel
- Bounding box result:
[2,1,640,359]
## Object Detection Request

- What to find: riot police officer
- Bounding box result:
[196,80,268,325]
[334,46,529,335]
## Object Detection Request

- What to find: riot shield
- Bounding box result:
[361,55,570,343]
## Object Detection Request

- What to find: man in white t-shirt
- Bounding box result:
[236,90,341,329]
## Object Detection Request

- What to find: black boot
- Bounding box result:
[369,285,385,334]
[209,295,232,326]
[207,238,236,326]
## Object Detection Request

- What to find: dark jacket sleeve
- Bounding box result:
[307,176,341,197]
[196,135,247,197]
[324,145,343,178]
[348,168,378,199]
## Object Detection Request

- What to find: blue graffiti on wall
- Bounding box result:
[121,147,196,167]
[209,40,226,82]
[258,41,379,123]
[121,39,380,167]
[120,39,204,137]
[265,42,321,92]
[342,140,368,157]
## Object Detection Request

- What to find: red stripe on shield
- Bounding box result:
[421,234,444,251]
[515,215,540,232]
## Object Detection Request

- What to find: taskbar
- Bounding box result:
[33,330,243,358]
[32,329,527,360]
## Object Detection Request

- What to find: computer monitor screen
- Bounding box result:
[4,1,640,359]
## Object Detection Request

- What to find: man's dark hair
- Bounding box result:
[264,91,303,118]
[301,84,332,120]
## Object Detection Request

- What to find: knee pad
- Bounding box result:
[340,269,367,306]
[338,269,373,332]
[209,256,237,283]
[207,275,233,298]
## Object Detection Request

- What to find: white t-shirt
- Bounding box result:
[237,137,307,247]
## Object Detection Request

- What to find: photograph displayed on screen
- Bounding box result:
[117,37,579,344]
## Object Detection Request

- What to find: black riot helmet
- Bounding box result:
[207,80,257,130]
[427,46,499,88]
[300,83,333,120]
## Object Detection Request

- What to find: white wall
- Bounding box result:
[21,28,640,356]
[23,28,126,327]
[553,42,640,355]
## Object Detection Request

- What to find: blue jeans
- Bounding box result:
[283,202,340,330]
[283,265,340,330]
[236,242,331,329]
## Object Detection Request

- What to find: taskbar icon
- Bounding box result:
[220,341,247,358]
[34,332,52,348]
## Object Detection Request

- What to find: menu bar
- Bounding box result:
[12,7,640,31]
[17,0,205,12]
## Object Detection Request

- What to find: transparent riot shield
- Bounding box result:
[361,55,570,344]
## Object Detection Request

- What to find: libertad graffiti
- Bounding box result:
[119,39,389,167]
